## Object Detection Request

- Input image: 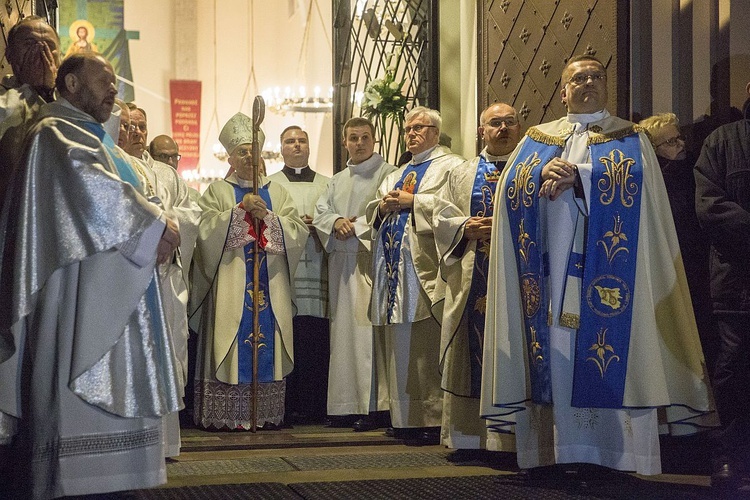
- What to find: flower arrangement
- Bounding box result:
[360,52,408,163]
[360,69,407,120]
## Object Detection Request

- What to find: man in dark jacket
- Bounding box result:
[694,82,750,492]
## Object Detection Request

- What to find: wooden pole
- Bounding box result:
[250,96,265,432]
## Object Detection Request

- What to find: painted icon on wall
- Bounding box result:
[65,19,98,57]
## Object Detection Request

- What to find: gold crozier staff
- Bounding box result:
[250,96,266,432]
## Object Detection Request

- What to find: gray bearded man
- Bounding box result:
[433,103,521,452]
[0,53,182,499]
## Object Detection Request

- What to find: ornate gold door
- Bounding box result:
[478,0,629,128]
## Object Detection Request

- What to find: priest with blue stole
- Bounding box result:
[433,102,521,452]
[480,54,716,476]
[190,113,307,430]
[367,106,465,442]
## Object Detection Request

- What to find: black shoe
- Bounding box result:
[352,416,380,432]
[384,427,395,437]
[260,421,283,431]
[418,427,440,445]
[325,415,358,428]
[392,427,420,440]
[712,462,742,490]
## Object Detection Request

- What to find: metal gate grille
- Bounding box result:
[333,0,439,171]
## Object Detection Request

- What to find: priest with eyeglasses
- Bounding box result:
[367,106,464,443]
[481,54,716,477]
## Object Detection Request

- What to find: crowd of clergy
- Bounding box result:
[0,15,748,500]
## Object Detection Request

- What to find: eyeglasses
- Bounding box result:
[130,123,147,133]
[567,73,606,86]
[485,117,518,128]
[154,153,182,162]
[655,135,684,147]
[403,124,436,134]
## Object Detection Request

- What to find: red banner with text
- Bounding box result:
[169,80,201,173]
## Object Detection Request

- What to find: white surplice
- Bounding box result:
[314,153,396,415]
[133,151,202,457]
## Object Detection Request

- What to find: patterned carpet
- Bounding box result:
[130,474,722,500]
[4,426,737,498]
[166,450,453,478]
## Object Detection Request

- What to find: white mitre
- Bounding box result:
[218,112,266,155]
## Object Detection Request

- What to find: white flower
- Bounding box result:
[367,78,384,89]
[363,89,382,108]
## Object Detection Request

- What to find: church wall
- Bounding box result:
[631,0,750,155]
[439,0,477,160]
[124,0,334,179]
[123,0,174,139]
[9,1,748,178]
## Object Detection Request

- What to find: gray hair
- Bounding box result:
[404,106,442,130]
[638,112,679,137]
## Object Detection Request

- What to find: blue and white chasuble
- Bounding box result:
[463,157,503,396]
[503,131,643,408]
[481,114,715,475]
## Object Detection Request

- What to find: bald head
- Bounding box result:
[149,135,180,169]
[56,53,117,124]
[479,102,521,156]
[6,17,60,93]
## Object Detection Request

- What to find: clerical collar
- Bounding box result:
[481,147,510,163]
[411,145,437,164]
[38,87,55,103]
[567,109,610,127]
[281,165,316,182]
